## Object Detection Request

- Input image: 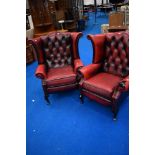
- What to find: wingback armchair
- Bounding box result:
[78,32,129,119]
[29,32,84,103]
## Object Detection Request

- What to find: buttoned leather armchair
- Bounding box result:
[29,32,84,103]
[78,32,129,119]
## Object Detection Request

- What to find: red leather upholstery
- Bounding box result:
[40,33,73,68]
[87,34,105,63]
[79,63,102,80]
[29,32,83,102]
[121,75,129,91]
[82,90,111,106]
[74,59,84,73]
[31,38,45,64]
[35,64,46,79]
[79,32,129,119]
[46,66,76,87]
[102,33,129,77]
[82,73,122,99]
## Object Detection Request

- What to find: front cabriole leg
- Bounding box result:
[42,80,50,104]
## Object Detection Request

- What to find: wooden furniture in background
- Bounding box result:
[28,0,56,36]
[26,45,35,64]
[97,4,113,16]
[120,5,129,26]
[108,11,128,32]
[26,38,35,64]
[28,0,80,35]
[26,14,30,30]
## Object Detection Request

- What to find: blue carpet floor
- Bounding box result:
[26,12,129,155]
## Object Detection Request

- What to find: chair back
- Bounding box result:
[40,33,73,68]
[102,32,129,77]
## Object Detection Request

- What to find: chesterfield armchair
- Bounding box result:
[29,32,84,103]
[79,32,129,120]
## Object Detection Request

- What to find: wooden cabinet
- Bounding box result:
[26,44,35,64]
[28,0,56,36]
[28,0,80,35]
[26,38,35,64]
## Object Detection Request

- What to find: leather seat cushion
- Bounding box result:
[46,66,76,87]
[82,73,122,98]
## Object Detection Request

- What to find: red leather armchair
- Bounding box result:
[79,32,129,119]
[29,32,84,103]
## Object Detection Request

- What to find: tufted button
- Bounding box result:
[118,42,124,51]
[57,53,61,59]
[61,59,65,63]
[54,41,59,48]
[52,47,57,55]
[123,58,128,64]
[105,46,111,57]
[108,56,113,63]
[117,65,123,75]
[112,49,118,58]
[59,47,63,54]
[50,54,54,60]
[111,41,116,51]
[63,51,67,56]
[109,63,115,73]
[54,59,58,63]
[115,57,121,65]
[103,61,108,72]
[120,50,126,60]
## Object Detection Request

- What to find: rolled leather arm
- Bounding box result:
[78,63,102,80]
[119,75,129,91]
[112,75,129,100]
[74,59,84,73]
[35,64,46,79]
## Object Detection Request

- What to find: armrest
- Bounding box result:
[71,32,83,59]
[112,75,129,100]
[28,38,45,64]
[78,63,102,80]
[74,59,84,73]
[35,64,47,79]
[119,75,129,91]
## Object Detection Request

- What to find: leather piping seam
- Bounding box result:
[47,83,78,88]
[46,75,76,82]
[81,89,112,103]
[82,82,114,97]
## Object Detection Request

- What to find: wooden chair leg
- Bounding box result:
[113,111,117,121]
[45,95,50,104]
[42,80,50,104]
[79,93,84,104]
[112,102,118,121]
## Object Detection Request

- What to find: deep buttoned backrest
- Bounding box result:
[102,32,129,77]
[40,33,73,68]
